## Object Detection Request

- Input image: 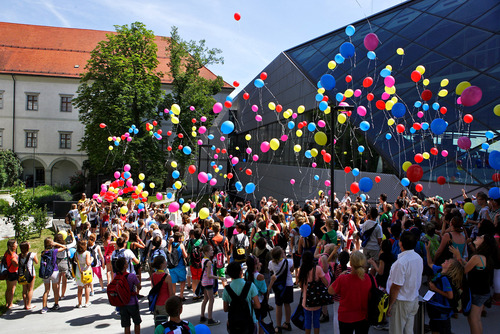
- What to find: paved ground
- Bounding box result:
[1,272,499,334]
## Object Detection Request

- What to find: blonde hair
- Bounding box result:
[445,259,464,289]
[349,251,367,279]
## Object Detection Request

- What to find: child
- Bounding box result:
[154,296,196,334]
[103,230,116,284]
[41,237,67,313]
[200,245,221,325]
[18,241,38,310]
[319,218,337,246]
[116,257,142,334]
[88,233,105,295]
[54,230,76,299]
[151,256,174,326]
[187,228,205,297]
[3,239,18,310]
[245,255,268,333]
[75,239,92,308]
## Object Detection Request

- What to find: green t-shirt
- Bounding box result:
[322,230,338,245]
[252,229,277,243]
[154,320,196,334]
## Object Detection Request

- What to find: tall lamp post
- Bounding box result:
[330,105,354,218]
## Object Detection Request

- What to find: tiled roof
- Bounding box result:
[0,22,232,88]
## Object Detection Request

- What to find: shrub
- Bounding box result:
[0,199,10,215]
[33,191,72,209]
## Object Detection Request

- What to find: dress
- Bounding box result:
[75,251,90,286]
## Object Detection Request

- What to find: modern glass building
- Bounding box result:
[230,0,500,200]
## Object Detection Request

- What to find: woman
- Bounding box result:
[268,246,294,333]
[18,241,38,310]
[3,239,19,310]
[328,251,372,334]
[434,216,467,264]
[368,239,395,291]
[299,251,329,334]
[75,239,92,308]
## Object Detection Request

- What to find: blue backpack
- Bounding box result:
[39,250,55,279]
[390,237,401,258]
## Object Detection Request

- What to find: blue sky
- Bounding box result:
[1,0,406,94]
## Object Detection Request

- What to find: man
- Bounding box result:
[361,207,383,264]
[387,231,423,334]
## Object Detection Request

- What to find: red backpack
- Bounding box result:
[107,273,132,306]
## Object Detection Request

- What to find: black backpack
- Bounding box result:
[160,320,192,334]
[89,245,98,267]
[257,230,274,250]
[233,235,247,263]
[257,248,270,275]
[226,281,255,334]
[190,240,203,269]
[111,249,127,273]
[18,252,34,284]
[167,244,180,269]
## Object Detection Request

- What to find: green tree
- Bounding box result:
[4,184,34,242]
[0,149,22,188]
[74,22,166,185]
[162,26,225,191]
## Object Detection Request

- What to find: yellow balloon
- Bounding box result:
[214,168,219,172]
[314,132,328,146]
[311,148,318,157]
[235,146,239,150]
[440,79,449,87]
[402,161,412,172]
[268,102,276,110]
[344,151,348,155]
[58,231,68,241]
[464,202,475,215]
[423,152,430,160]
[338,113,347,124]
[391,96,398,103]
[134,199,140,205]
[294,144,301,152]
[171,104,181,115]
[245,134,252,141]
[344,89,354,98]
[388,118,395,126]
[385,100,395,110]
[416,65,426,75]
[423,79,430,86]
[191,132,197,137]
[135,188,141,195]
[174,181,182,189]
[494,104,500,116]
[270,138,280,151]
[324,106,331,114]
[199,207,210,219]
[328,61,336,70]
[149,182,155,189]
[120,206,128,215]
[138,173,145,180]
[182,203,190,213]
[192,126,197,131]
[283,110,292,119]
[455,81,471,95]
[117,197,123,202]
[317,88,325,94]
[108,136,113,141]
[171,161,178,168]
[396,48,404,55]
[438,89,448,97]
[296,129,303,137]
[116,138,121,142]
[298,105,305,114]
[386,65,392,71]
[108,146,113,151]
[142,191,149,198]
[385,86,396,95]
[171,116,179,124]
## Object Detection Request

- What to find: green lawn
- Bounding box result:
[0,229,55,315]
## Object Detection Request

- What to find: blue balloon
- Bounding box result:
[315,93,324,102]
[319,101,328,111]
[166,192,173,199]
[358,145,365,153]
[432,102,440,111]
[359,177,373,192]
[305,150,312,159]
[482,143,490,150]
[114,141,119,146]
[339,42,355,59]
[221,121,235,134]
[69,248,76,259]
[414,101,422,108]
[307,123,316,132]
[360,194,366,202]
[226,96,233,102]
[334,53,345,64]
[367,51,376,60]
[421,122,429,130]
[352,168,359,176]
[123,171,131,179]
[431,118,447,135]
[410,127,416,134]
[489,151,500,170]
[314,175,319,181]
[211,145,216,150]
[288,121,295,129]
[422,103,429,111]
[133,128,139,134]
[245,182,256,194]
[207,134,214,140]
[336,93,344,102]
[138,203,145,210]
[320,74,336,90]
[179,198,184,204]
[380,68,391,77]
[183,146,192,155]
[254,79,264,88]
[235,181,243,192]
[391,102,406,118]
[317,81,323,89]
[172,170,180,179]
[489,187,500,199]
[299,224,311,237]
[195,324,211,334]
[345,25,355,36]
[486,131,495,139]
[210,161,216,166]
[386,133,392,140]
[360,121,370,131]
[207,173,212,181]
[401,178,410,187]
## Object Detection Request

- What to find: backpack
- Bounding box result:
[276,228,288,251]
[257,248,270,275]
[18,252,34,285]
[111,249,127,273]
[148,273,168,312]
[166,244,180,269]
[160,320,193,334]
[150,248,166,265]
[39,250,56,279]
[226,281,255,334]
[390,237,402,258]
[0,254,10,280]
[233,234,247,263]
[107,272,132,306]
[89,245,98,267]
[189,240,203,269]
[361,223,378,248]
[257,230,274,250]
[212,236,226,269]
[367,274,389,325]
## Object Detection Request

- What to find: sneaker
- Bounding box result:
[59,295,65,300]
[75,304,82,309]
[84,303,91,308]
[102,288,107,293]
[319,313,329,323]
[200,316,207,323]
[90,291,94,297]
[41,307,48,314]
[207,319,220,326]
[187,285,192,290]
[50,304,60,311]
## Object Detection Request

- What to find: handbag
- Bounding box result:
[305,267,333,307]
[272,259,288,299]
[76,253,93,285]
[0,255,10,281]
[291,293,305,330]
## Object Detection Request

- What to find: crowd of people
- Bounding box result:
[1,188,500,334]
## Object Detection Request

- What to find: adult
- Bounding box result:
[387,231,423,334]
[434,216,467,263]
[3,239,19,310]
[268,246,294,333]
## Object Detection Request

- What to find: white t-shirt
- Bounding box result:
[230,233,249,248]
[387,250,423,301]
[19,252,36,277]
[125,221,139,230]
[361,219,383,251]
[111,248,137,274]
[268,258,294,287]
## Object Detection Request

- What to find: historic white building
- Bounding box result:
[0,22,232,187]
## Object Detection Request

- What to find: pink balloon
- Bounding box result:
[92,193,99,199]
[169,220,175,227]
[381,92,390,100]
[457,136,471,150]
[417,111,424,118]
[246,148,252,154]
[461,86,482,107]
[213,102,223,113]
[233,229,239,235]
[384,76,395,87]
[292,113,298,119]
[220,136,226,141]
[253,154,259,161]
[317,120,326,128]
[190,106,196,111]
[127,137,132,142]
[441,150,449,157]
[252,105,259,112]
[224,216,235,228]
[339,102,349,106]
[255,115,263,122]
[168,202,180,213]
[325,180,331,187]
[260,141,270,152]
[114,171,121,179]
[96,198,102,203]
[354,89,362,97]
[197,140,203,145]
[364,33,379,51]
[190,202,196,209]
[312,163,317,168]
[198,172,208,183]
[357,106,367,116]
[126,179,133,187]
[290,179,295,184]
[198,126,207,134]
[156,192,163,200]
[457,97,462,105]
[214,154,218,159]
[281,135,288,141]
[209,178,217,186]
[123,164,131,172]
[201,116,207,122]
[231,157,239,165]
[118,189,123,196]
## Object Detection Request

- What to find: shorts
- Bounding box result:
[90,220,98,229]
[202,284,213,290]
[170,266,187,284]
[274,285,293,306]
[191,266,202,281]
[43,270,59,284]
[363,248,379,262]
[120,304,142,328]
[92,266,102,279]
[472,293,490,307]
[7,272,18,282]
[102,221,109,228]
[216,267,226,278]
[429,319,452,334]
[293,253,301,269]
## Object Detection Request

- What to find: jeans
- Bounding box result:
[304,308,321,329]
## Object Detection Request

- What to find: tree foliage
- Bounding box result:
[0,149,22,188]
[74,22,166,185]
[4,184,34,242]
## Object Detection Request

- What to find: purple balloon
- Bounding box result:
[364,33,379,51]
[461,86,482,107]
[457,136,471,150]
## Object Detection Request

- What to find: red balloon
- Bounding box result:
[430,147,438,155]
[233,81,239,87]
[121,135,126,140]
[178,133,184,139]
[463,114,473,124]
[396,124,405,133]
[376,100,386,110]
[321,150,326,155]
[413,123,422,130]
[188,165,196,174]
[153,120,158,126]
[345,75,352,83]
[234,13,241,21]
[407,164,424,182]
[245,169,252,176]
[367,93,374,101]
[437,176,446,185]
[221,149,227,154]
[415,184,423,192]
[276,104,283,112]
[157,129,162,134]
[216,148,221,153]
[99,123,106,128]
[350,182,360,194]
[421,89,432,101]
[227,173,234,179]
[346,110,352,117]
[224,101,232,108]
[411,70,421,82]
[493,173,500,182]
[414,153,424,163]
[191,118,197,123]
[375,176,381,183]
[178,145,183,150]
[322,96,329,102]
[363,77,373,88]
[167,146,172,151]
[167,131,172,136]
[344,166,352,173]
[323,153,331,163]
[440,107,447,115]
[298,123,304,129]
[243,93,250,100]
[260,72,267,80]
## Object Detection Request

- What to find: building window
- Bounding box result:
[26,94,38,111]
[25,131,38,148]
[0,91,4,109]
[60,95,73,112]
[59,132,71,149]
[0,129,3,147]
